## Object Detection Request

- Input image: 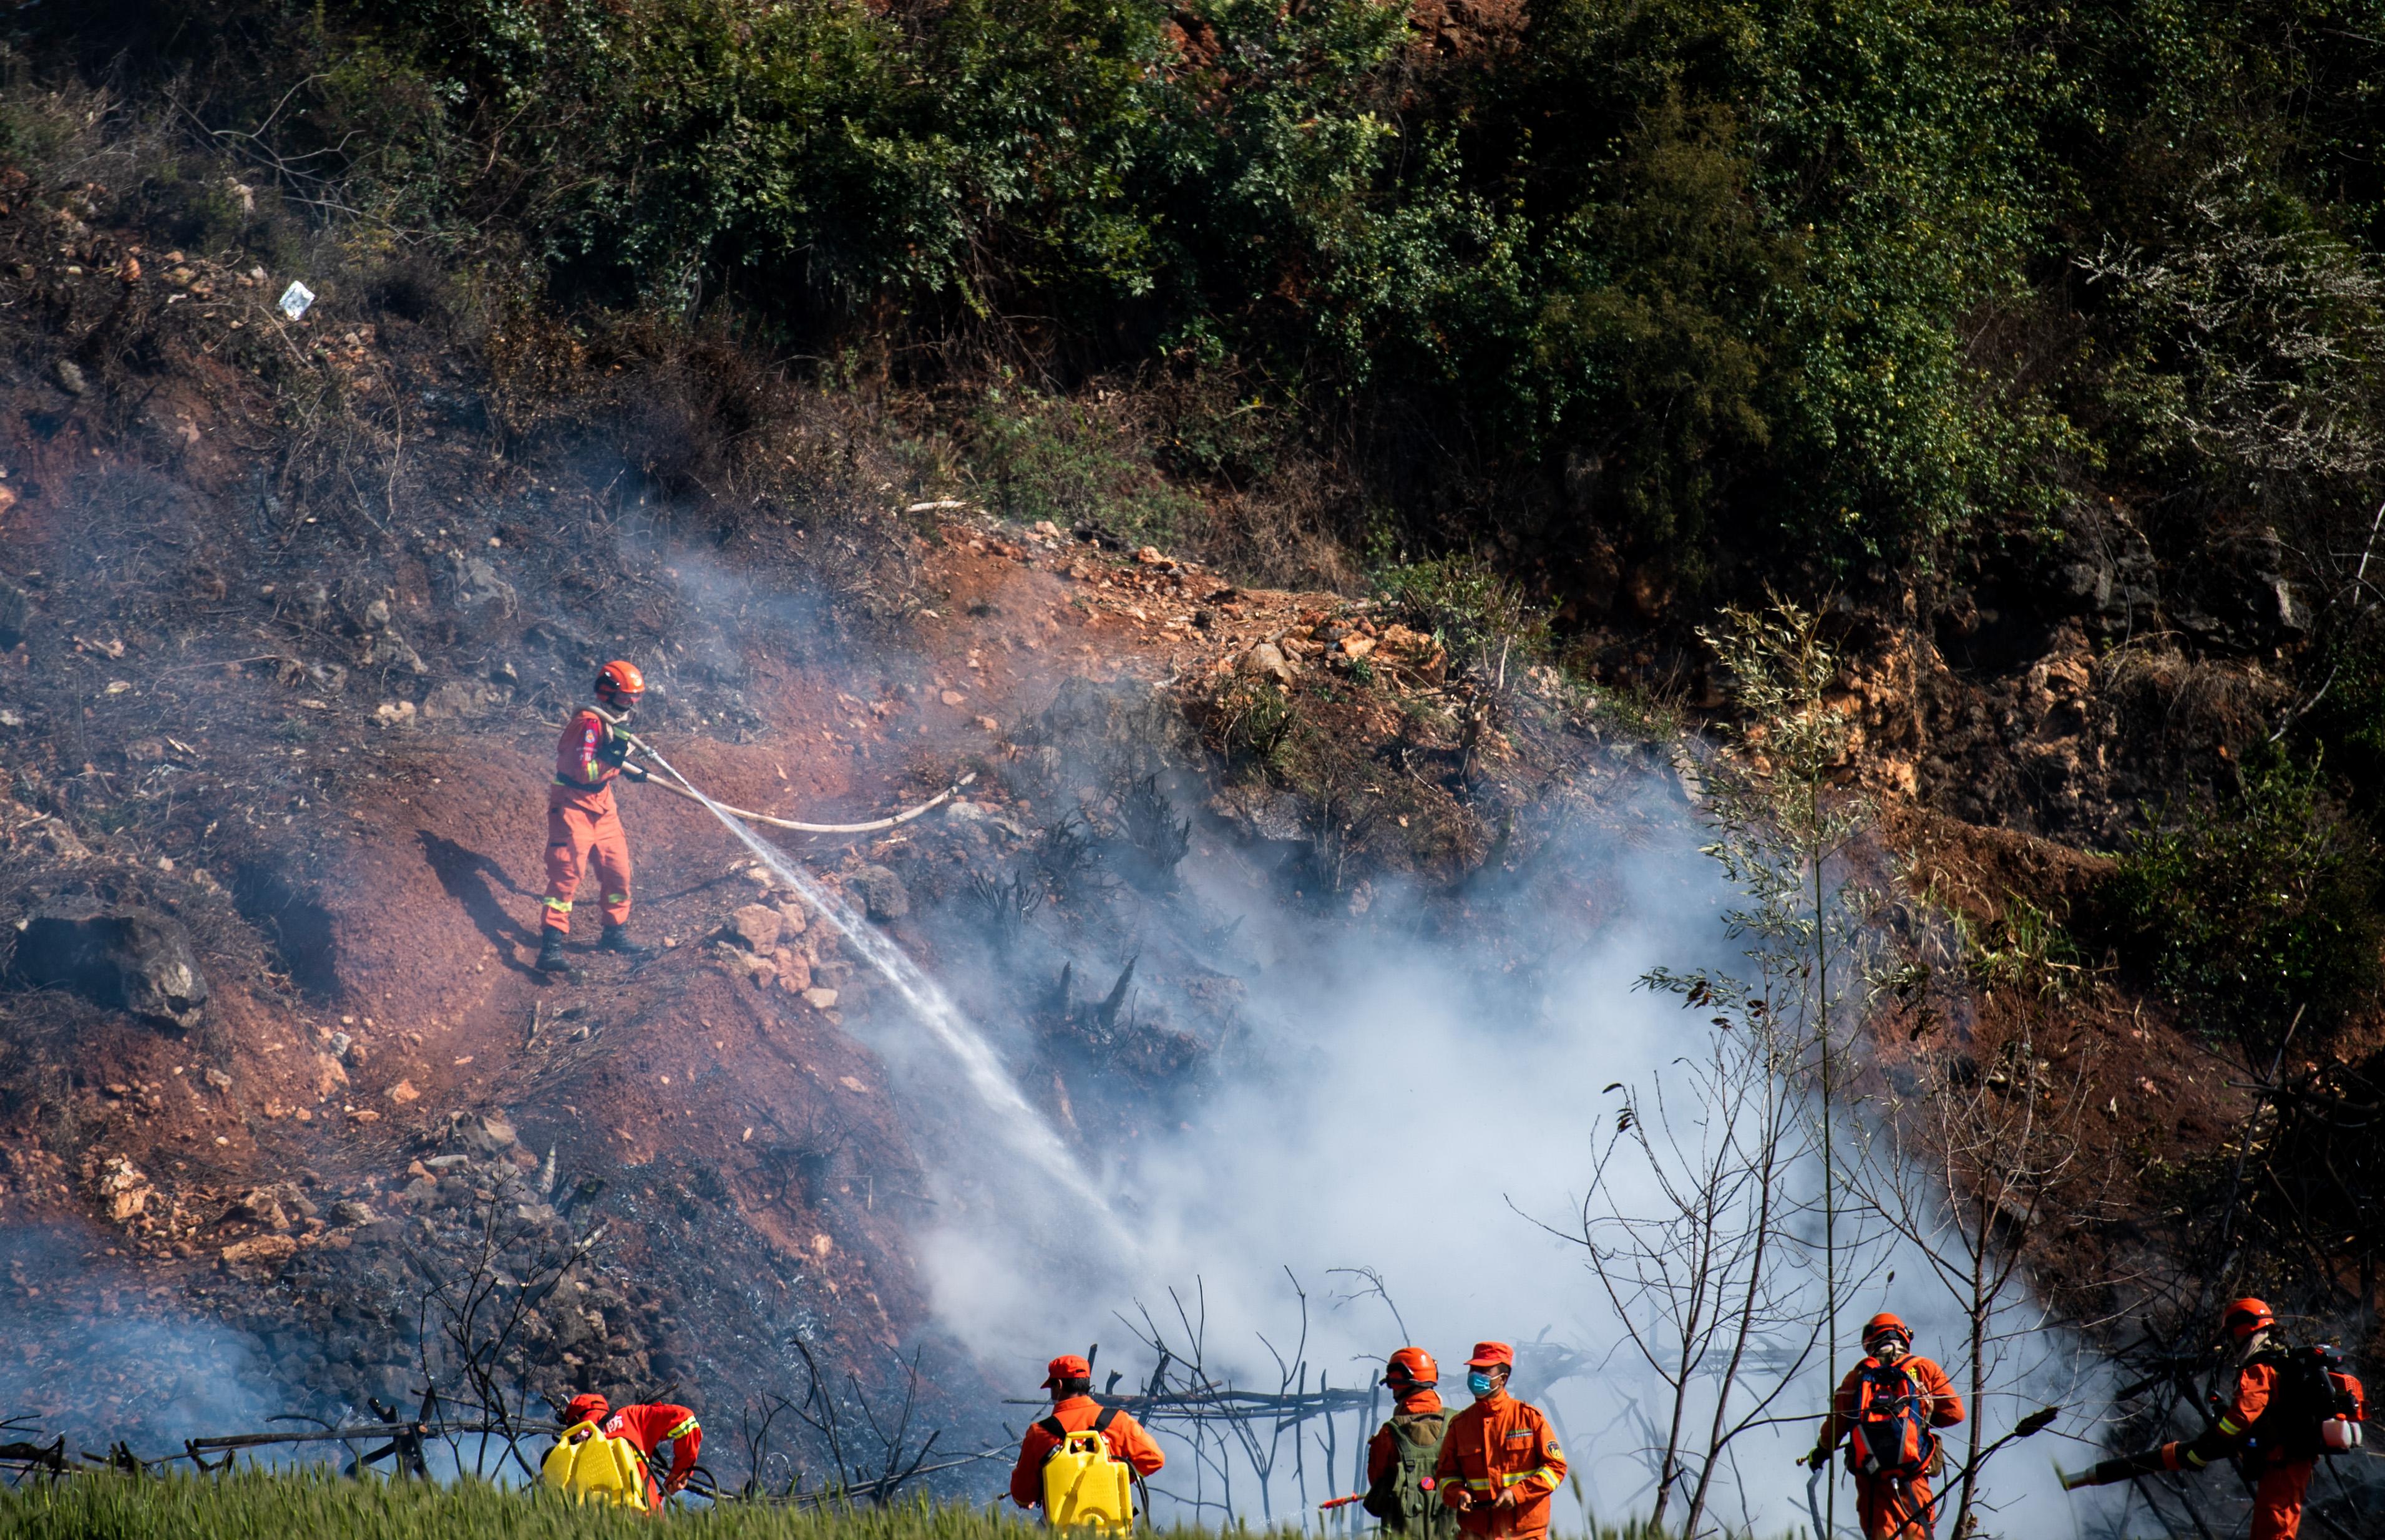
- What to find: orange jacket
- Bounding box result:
[555,708,629,802]
[2166,1360,2308,1473]
[1815,1355,1965,1466]
[1008,1396,1166,1508]
[1431,1392,1566,1537]
[600,1401,701,1505]
[1368,1388,1447,1487]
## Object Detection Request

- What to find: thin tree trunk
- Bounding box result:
[1959,1191,1989,1536]
[1814,829,1839,1540]
[1684,1084,1787,1540]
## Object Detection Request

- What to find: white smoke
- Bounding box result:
[627,550,2122,1536]
[0,1229,292,1453]
[835,756,2122,1537]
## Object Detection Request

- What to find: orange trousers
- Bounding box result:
[543,787,631,932]
[1854,1475,1939,1540]
[2249,1459,2314,1540]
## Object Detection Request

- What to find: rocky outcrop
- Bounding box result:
[8,909,209,1028]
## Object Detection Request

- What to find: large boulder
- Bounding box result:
[11,909,208,1028]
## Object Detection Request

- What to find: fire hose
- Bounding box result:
[554,718,977,834]
[638,759,975,834]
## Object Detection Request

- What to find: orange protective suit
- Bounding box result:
[1431,1391,1567,1539]
[544,708,633,933]
[2164,1361,2316,1540]
[600,1400,702,1510]
[1369,1386,1448,1487]
[1814,1355,1965,1540]
[1008,1395,1166,1508]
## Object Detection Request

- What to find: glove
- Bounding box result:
[597,734,633,768]
[1803,1448,1831,1470]
[663,1473,688,1496]
[621,762,649,783]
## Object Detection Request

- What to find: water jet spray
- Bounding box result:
[615,729,1124,1239]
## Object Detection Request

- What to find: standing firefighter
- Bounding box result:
[2061,1299,2366,1540]
[556,1392,702,1511]
[540,661,652,972]
[1805,1313,1965,1540]
[1365,1347,1457,1538]
[1009,1353,1165,1528]
[1431,1342,1567,1540]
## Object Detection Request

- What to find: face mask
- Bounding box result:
[1467,1371,1496,1397]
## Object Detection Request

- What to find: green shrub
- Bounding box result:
[1377,555,1548,682]
[965,383,1201,545]
[2103,750,2385,1056]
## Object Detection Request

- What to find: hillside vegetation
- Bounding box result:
[32,0,2385,592]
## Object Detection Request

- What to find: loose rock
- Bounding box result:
[724,904,783,952]
[852,865,909,922]
[1237,642,1295,686]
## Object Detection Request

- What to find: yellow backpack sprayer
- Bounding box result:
[1040,1409,1137,1531]
[540,1419,651,1508]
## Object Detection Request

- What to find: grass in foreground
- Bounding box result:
[0,1470,1692,1540]
[1,1471,1020,1540]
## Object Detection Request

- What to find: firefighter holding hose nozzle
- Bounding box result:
[539,660,653,972]
[2059,1299,2366,1540]
[1805,1313,1965,1540]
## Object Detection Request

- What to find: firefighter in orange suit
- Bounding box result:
[1805,1313,1965,1540]
[562,1392,701,1510]
[1368,1347,1447,1489]
[2060,1299,2325,1540]
[540,661,651,971]
[1431,1342,1567,1539]
[1009,1353,1166,1510]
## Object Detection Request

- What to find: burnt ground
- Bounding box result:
[0,183,1647,1473]
[0,158,2351,1493]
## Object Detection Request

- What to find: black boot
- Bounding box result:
[598,923,650,957]
[535,929,570,972]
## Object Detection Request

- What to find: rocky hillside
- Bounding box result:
[2,4,2384,1528]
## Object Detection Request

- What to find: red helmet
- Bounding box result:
[1863,1313,1912,1350]
[595,660,645,706]
[1386,1347,1438,1387]
[563,1393,610,1428]
[2220,1299,2276,1342]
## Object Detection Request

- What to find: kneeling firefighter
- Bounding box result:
[1365,1347,1457,1538]
[1804,1313,1965,1540]
[544,1391,702,1511]
[540,661,653,971]
[1009,1353,1166,1529]
[2061,1299,2366,1540]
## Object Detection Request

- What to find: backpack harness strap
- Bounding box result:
[1040,1407,1121,1445]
